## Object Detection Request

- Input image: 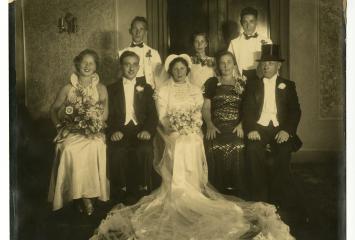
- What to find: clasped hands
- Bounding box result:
[247,130,290,144]
[111,130,151,142]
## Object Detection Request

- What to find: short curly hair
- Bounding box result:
[240,7,258,22]
[73,49,100,72]
[215,51,237,75]
[168,57,191,77]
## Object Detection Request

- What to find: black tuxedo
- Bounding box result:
[243,76,302,204]
[107,77,158,199]
[107,77,158,137]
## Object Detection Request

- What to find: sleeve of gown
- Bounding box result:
[154,86,170,129]
[203,77,217,99]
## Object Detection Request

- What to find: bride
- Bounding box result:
[90,54,294,240]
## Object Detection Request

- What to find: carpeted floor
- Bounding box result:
[12,150,345,240]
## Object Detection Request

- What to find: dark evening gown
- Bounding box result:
[203,77,247,198]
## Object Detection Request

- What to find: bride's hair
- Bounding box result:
[167,57,191,76]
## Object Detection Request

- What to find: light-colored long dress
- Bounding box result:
[90,81,294,240]
[48,74,109,211]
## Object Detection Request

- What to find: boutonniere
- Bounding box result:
[145,49,152,59]
[136,85,144,92]
[278,83,286,89]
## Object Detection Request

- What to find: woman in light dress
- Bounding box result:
[48,49,109,215]
[190,32,215,89]
[90,54,294,240]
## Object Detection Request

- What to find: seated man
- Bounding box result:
[107,51,158,201]
[243,44,302,205]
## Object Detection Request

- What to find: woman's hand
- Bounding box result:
[232,123,244,138]
[206,122,221,140]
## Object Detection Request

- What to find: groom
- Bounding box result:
[107,50,158,201]
[243,44,302,205]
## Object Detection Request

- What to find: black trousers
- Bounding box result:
[108,122,154,199]
[246,123,293,204]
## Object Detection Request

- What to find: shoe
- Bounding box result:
[83,199,94,216]
[76,202,84,214]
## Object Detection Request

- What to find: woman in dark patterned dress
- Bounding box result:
[202,51,247,198]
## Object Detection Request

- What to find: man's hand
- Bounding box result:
[275,130,290,144]
[232,123,244,138]
[111,131,124,142]
[137,131,151,140]
[247,131,261,141]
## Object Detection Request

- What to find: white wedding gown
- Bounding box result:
[90,81,294,240]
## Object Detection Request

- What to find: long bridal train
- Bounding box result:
[90,81,294,240]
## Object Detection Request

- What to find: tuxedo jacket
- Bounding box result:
[243,76,302,151]
[107,76,158,137]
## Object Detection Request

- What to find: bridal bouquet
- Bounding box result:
[57,95,106,140]
[167,106,203,135]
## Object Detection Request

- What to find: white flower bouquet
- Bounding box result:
[167,106,202,135]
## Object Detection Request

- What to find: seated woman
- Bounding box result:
[190,32,215,88]
[202,51,247,198]
[48,49,109,215]
[90,54,294,240]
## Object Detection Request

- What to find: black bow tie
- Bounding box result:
[243,32,258,40]
[130,42,144,48]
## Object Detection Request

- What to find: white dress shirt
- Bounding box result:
[228,31,272,75]
[123,77,138,125]
[257,74,279,127]
[119,43,162,89]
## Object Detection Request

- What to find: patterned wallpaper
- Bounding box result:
[23,0,118,118]
[318,0,345,119]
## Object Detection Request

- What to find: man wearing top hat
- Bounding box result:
[243,44,302,205]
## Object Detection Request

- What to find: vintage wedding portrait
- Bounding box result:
[10,0,345,239]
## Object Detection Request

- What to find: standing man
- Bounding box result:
[118,16,162,89]
[228,7,272,81]
[243,44,302,205]
[107,51,158,201]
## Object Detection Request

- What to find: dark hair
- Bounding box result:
[240,7,258,22]
[130,16,148,30]
[119,51,140,65]
[73,49,100,72]
[168,57,191,76]
[215,51,236,75]
[191,31,209,43]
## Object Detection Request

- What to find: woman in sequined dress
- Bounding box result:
[202,50,247,198]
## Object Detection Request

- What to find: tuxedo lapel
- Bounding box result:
[118,79,126,118]
[255,79,264,116]
[275,77,285,113]
[133,77,145,118]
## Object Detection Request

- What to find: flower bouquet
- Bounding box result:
[56,94,106,141]
[167,106,203,135]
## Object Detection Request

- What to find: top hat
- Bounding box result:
[256,44,285,62]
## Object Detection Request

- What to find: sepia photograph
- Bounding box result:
[10,0,346,239]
